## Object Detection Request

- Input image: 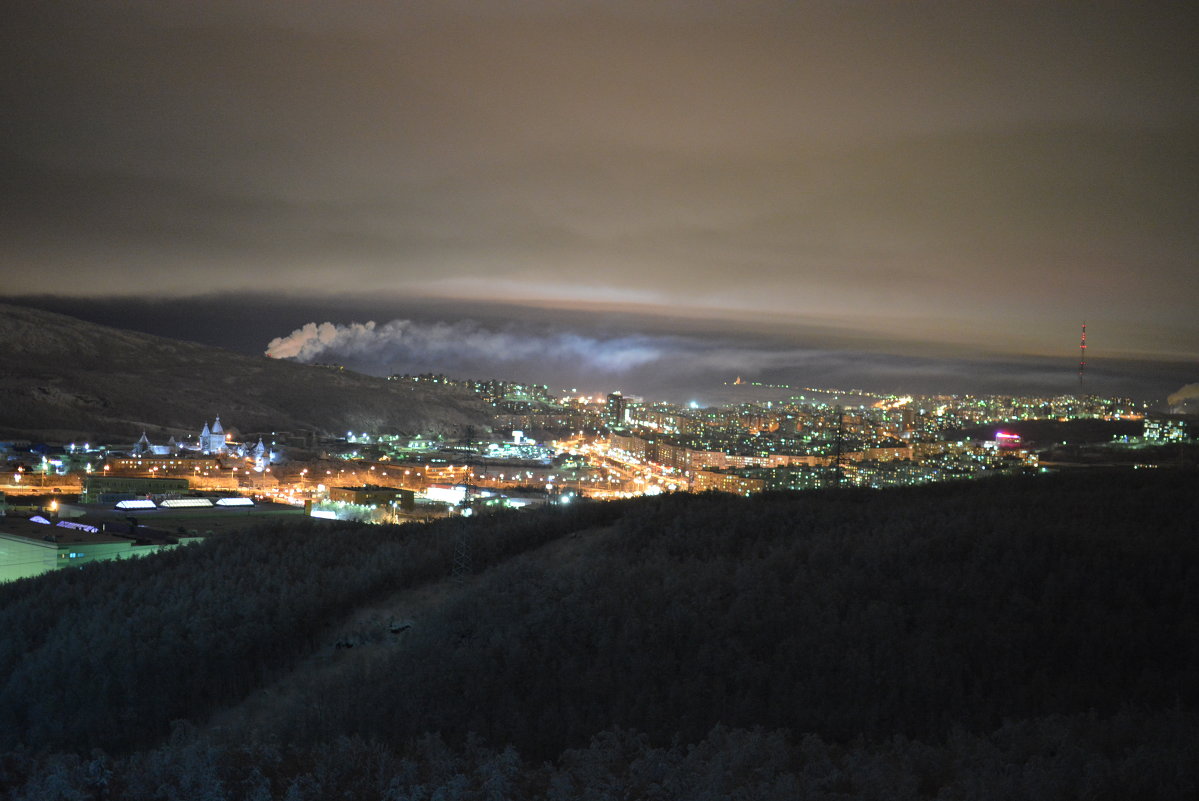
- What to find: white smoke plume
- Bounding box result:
[261,318,836,392]
[263,317,1131,397]
[1167,383,1199,408]
[266,319,679,375]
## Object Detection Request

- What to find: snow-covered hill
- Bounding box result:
[0,302,490,440]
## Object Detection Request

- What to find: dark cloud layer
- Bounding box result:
[259,314,1191,403]
[2,2,1197,366]
[5,294,1187,403]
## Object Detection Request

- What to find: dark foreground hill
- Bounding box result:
[0,471,1196,799]
[0,302,489,440]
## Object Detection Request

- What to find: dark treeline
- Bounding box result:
[5,710,1195,801]
[0,500,624,754]
[1,470,1197,799]
[258,471,1199,754]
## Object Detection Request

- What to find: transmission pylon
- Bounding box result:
[828,405,845,489]
[452,527,471,583]
[452,484,473,582]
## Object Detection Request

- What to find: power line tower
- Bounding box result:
[452,527,471,583]
[452,484,474,583]
[828,405,845,489]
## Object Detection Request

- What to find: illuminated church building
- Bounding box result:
[130,416,278,471]
[199,416,227,455]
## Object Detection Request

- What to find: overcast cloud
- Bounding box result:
[2,1,1197,368]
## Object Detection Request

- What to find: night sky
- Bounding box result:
[3,2,1196,400]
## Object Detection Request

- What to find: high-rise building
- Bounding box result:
[606,392,627,425]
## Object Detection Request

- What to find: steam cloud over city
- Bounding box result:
[266,319,670,373]
[264,317,814,394]
[261,315,1186,401]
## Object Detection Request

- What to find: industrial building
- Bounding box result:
[82,475,189,504]
[327,485,415,510]
[0,516,187,583]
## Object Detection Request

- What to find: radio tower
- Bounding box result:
[1077,321,1087,393]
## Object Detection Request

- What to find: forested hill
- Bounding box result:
[1,470,1197,799]
[0,302,489,440]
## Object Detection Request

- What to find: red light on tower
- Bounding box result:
[1078,321,1087,389]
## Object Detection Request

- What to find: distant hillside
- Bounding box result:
[0,302,490,440]
[0,471,1195,798]
[951,417,1146,445]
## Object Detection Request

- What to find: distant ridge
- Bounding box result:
[0,302,490,441]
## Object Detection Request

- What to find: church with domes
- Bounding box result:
[127,415,281,471]
[199,416,227,455]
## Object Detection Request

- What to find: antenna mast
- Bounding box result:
[1078,321,1087,393]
